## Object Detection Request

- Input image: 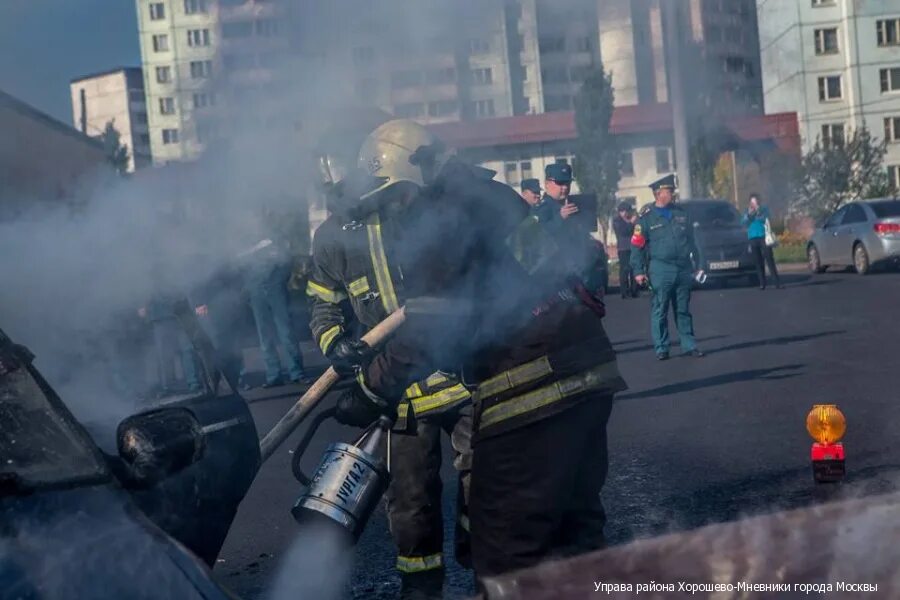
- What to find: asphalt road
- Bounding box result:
[214,267,900,599]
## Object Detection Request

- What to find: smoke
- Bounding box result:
[266,520,354,600]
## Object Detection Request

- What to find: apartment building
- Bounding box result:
[69,67,151,172]
[759,0,900,185]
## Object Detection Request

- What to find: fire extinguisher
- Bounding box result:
[289,410,393,540]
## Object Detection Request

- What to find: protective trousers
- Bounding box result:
[469,393,614,579]
[649,264,696,355]
[386,404,473,596]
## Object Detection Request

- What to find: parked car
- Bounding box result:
[1,326,260,598]
[807,199,900,274]
[681,199,758,286]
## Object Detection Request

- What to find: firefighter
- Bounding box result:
[335,119,628,582]
[630,174,705,360]
[306,113,473,597]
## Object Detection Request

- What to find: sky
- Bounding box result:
[0,0,140,125]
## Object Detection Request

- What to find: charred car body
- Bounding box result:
[0,327,260,598]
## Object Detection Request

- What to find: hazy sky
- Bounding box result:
[0,0,140,125]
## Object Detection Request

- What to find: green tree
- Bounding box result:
[99,120,130,175]
[794,126,892,221]
[573,65,620,241]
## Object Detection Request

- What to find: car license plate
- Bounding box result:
[709,261,739,270]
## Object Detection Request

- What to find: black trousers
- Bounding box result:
[749,237,780,287]
[469,393,614,578]
[617,250,636,297]
[386,404,473,578]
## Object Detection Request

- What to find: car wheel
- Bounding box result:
[807,245,826,273]
[853,243,870,275]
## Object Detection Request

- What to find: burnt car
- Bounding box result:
[0,328,260,599]
[681,199,757,286]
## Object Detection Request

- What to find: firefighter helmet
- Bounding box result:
[356,119,453,200]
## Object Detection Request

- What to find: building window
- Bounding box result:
[193,92,216,108]
[886,117,900,143]
[621,151,635,176]
[817,75,842,101]
[541,68,569,84]
[877,19,900,47]
[821,123,845,148]
[811,0,835,6]
[569,65,592,82]
[256,19,279,36]
[426,67,456,85]
[538,36,565,53]
[222,21,253,38]
[155,65,172,83]
[521,161,533,181]
[814,28,839,54]
[162,129,180,145]
[159,97,176,115]
[190,60,212,78]
[134,111,148,124]
[391,70,422,89]
[544,94,572,111]
[152,34,169,52]
[471,99,495,118]
[187,29,210,47]
[655,147,672,173]
[472,68,493,85]
[469,38,490,54]
[880,67,900,93]
[504,162,520,186]
[427,100,457,117]
[575,36,592,52]
[352,47,375,66]
[149,3,165,20]
[394,102,424,118]
[184,0,207,15]
[889,165,900,190]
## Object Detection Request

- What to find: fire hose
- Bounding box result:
[258,307,406,462]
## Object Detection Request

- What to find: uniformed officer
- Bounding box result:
[630,174,704,360]
[519,178,542,207]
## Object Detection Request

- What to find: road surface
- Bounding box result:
[215,268,900,598]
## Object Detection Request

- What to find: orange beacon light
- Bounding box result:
[807,404,846,483]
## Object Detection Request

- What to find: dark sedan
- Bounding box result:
[1,328,259,599]
[682,199,757,286]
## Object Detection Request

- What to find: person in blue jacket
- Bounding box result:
[741,193,782,290]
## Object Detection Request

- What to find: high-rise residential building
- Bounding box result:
[69,67,151,172]
[759,0,900,184]
[136,0,297,164]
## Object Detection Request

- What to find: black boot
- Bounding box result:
[400,570,444,600]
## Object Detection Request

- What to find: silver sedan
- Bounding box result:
[807,199,900,274]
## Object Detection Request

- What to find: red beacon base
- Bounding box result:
[811,442,845,483]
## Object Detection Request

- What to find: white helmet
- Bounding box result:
[356,119,453,200]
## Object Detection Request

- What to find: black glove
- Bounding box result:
[335,377,395,428]
[327,336,374,376]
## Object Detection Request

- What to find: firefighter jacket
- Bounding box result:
[359,159,628,442]
[307,211,471,430]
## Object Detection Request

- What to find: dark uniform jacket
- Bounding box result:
[630,204,700,276]
[612,215,635,252]
[359,160,627,442]
[307,199,471,429]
